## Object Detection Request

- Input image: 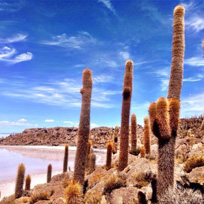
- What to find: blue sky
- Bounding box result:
[0,0,203,134]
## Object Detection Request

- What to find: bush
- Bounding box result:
[103,174,125,194]
[184,154,204,173]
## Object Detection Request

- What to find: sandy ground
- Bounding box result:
[0,145,106,200]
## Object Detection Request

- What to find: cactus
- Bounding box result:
[167,5,185,100]
[25,175,31,191]
[140,146,146,158]
[118,60,134,171]
[144,116,151,155]
[15,163,25,198]
[130,113,137,153]
[89,153,96,173]
[105,141,113,170]
[112,126,119,154]
[63,144,69,173]
[148,97,180,200]
[74,68,92,185]
[201,119,204,130]
[47,164,52,183]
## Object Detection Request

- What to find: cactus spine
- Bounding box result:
[130,113,137,152]
[25,175,31,191]
[47,164,52,183]
[148,97,180,200]
[106,141,113,170]
[144,116,151,155]
[118,60,133,171]
[74,68,92,185]
[15,163,25,198]
[63,144,69,173]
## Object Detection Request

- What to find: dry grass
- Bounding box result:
[134,171,156,188]
[88,173,106,188]
[184,154,204,173]
[30,191,51,203]
[65,180,83,204]
[84,191,102,204]
[103,174,125,194]
[62,178,71,188]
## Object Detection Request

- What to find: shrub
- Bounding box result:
[184,154,204,173]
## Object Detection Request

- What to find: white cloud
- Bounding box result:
[181,92,204,117]
[0,34,27,43]
[119,51,130,60]
[93,75,113,83]
[98,0,116,15]
[2,76,120,109]
[0,46,32,64]
[41,32,97,49]
[91,123,98,128]
[0,120,37,127]
[45,119,54,123]
[185,57,204,67]
[183,74,204,82]
[63,121,74,125]
[18,118,27,122]
[186,15,204,32]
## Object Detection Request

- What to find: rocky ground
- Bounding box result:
[0,116,203,203]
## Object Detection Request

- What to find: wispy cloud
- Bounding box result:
[0,119,37,127]
[98,0,116,15]
[41,32,97,49]
[183,74,204,82]
[186,15,204,32]
[0,46,33,64]
[181,92,204,117]
[45,119,54,123]
[0,2,24,13]
[185,57,204,67]
[2,77,120,109]
[93,74,114,83]
[119,51,130,60]
[0,34,27,43]
[18,118,27,122]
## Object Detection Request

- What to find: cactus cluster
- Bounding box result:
[149,97,180,199]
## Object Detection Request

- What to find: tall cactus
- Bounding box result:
[130,113,137,153]
[149,97,180,200]
[63,144,69,173]
[118,60,133,171]
[144,116,151,155]
[47,164,52,183]
[74,68,92,185]
[89,153,96,173]
[167,5,185,100]
[25,175,31,191]
[15,163,25,198]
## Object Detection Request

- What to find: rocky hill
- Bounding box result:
[0,117,203,150]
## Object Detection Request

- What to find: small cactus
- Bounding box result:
[140,146,146,158]
[74,68,93,185]
[89,153,96,173]
[15,163,25,198]
[63,144,69,173]
[25,175,31,191]
[47,164,52,183]
[130,113,137,153]
[144,116,151,155]
[118,60,134,171]
[105,141,113,170]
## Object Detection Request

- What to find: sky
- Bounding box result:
[0,0,203,134]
